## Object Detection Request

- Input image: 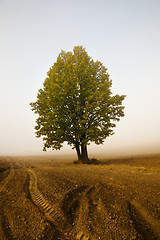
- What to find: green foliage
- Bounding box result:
[30,46,126,154]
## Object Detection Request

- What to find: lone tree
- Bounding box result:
[30,46,126,163]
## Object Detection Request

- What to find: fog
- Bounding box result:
[0,0,160,156]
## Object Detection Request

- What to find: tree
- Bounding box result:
[30,46,126,163]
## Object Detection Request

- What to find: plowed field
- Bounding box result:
[0,154,160,239]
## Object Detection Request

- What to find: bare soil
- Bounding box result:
[0,154,160,239]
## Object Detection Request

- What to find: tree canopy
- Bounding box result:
[30,46,126,163]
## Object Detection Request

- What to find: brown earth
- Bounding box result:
[0,154,160,239]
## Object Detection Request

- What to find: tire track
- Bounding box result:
[129,200,160,240]
[61,185,95,240]
[76,185,114,240]
[0,157,15,194]
[27,168,72,239]
[28,168,61,220]
[28,167,160,239]
[61,185,89,225]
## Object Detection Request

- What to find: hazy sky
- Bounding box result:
[0,0,160,156]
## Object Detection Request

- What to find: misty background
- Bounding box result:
[0,0,160,157]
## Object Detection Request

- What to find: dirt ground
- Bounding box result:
[0,154,160,239]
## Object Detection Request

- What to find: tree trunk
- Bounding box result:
[75,140,81,161]
[75,140,89,164]
[80,143,89,163]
